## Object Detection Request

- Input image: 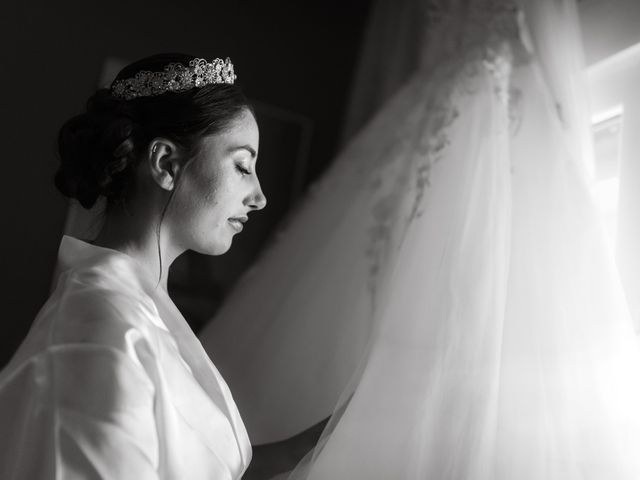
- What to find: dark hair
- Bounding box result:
[55,53,254,283]
[56,52,253,211]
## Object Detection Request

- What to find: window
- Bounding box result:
[590,108,624,247]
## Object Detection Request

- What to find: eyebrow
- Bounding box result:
[228,145,257,159]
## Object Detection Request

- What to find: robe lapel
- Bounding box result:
[147,287,252,470]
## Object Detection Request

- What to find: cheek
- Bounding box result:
[169,175,217,228]
[202,186,219,210]
[196,176,237,228]
[191,170,222,209]
[174,166,242,236]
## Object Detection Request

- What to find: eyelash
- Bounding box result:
[236,164,251,176]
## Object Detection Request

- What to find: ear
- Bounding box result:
[147,138,184,191]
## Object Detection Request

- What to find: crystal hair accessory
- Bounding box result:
[111,57,237,100]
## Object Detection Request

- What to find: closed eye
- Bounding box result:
[236,164,252,176]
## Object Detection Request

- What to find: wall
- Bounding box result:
[579,0,640,65]
[0,0,371,366]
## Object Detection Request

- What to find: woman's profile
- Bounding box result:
[0,53,267,479]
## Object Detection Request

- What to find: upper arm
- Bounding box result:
[51,344,160,479]
[0,284,164,480]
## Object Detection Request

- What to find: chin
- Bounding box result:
[198,238,233,256]
[189,228,235,256]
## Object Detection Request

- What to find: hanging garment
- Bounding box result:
[200,0,640,478]
[0,236,251,479]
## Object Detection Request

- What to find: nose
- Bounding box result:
[247,181,267,211]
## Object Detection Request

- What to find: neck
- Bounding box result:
[91,205,183,293]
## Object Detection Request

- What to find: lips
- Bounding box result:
[228,216,247,232]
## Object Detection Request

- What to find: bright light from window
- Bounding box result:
[589,108,623,248]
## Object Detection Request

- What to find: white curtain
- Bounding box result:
[200,0,640,477]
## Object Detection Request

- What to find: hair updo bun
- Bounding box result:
[56,90,141,209]
[55,53,253,211]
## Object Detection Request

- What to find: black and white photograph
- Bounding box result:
[3,0,640,478]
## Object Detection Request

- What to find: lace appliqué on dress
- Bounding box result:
[364,0,523,308]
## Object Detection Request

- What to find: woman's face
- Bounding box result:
[169,109,266,255]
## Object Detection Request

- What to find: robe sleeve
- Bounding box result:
[0,289,163,479]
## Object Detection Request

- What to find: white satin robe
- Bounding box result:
[0,235,252,479]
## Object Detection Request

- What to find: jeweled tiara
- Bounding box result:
[111,57,237,100]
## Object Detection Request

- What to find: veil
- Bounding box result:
[199,0,640,477]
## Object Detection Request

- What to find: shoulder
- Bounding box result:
[41,255,166,353]
[2,261,164,390]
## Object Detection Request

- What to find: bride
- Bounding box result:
[201,0,640,478]
[0,54,266,479]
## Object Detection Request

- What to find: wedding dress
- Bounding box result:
[200,0,640,477]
